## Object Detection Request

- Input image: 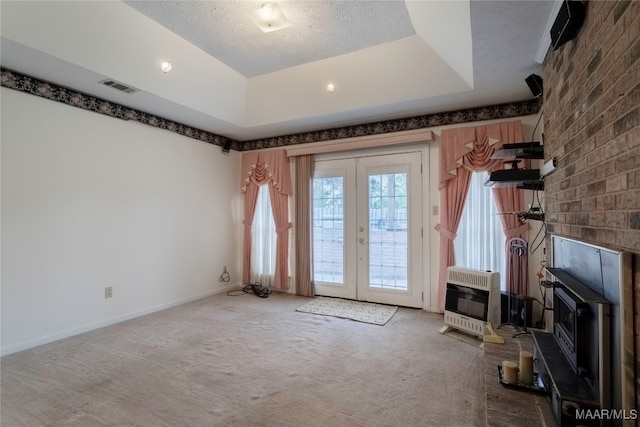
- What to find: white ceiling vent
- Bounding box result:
[99,79,138,94]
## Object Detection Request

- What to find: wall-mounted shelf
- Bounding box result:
[486,142,545,189]
[491,142,544,160]
[485,169,543,190]
[520,211,544,221]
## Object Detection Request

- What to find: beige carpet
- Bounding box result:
[1,292,485,427]
[296,297,398,325]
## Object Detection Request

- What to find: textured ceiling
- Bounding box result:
[124,1,416,77]
[0,1,558,141]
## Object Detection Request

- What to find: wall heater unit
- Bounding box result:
[439,266,500,339]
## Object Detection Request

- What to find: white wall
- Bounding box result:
[1,88,242,355]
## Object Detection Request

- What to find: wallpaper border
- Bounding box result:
[1,67,540,152]
[1,67,233,149]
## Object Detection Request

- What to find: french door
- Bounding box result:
[312,152,423,308]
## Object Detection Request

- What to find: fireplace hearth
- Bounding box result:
[532,236,633,427]
[533,268,611,427]
[550,268,610,393]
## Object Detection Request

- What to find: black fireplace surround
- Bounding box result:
[534,268,609,427]
[532,236,632,427]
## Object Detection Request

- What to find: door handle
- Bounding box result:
[359,237,368,244]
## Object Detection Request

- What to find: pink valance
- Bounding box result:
[439,120,524,189]
[241,148,292,289]
[435,119,526,311]
[241,149,292,195]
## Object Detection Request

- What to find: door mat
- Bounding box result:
[296,297,398,325]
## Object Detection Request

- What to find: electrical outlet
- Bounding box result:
[105,286,113,299]
[432,205,439,216]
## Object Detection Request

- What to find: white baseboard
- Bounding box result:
[1,282,241,357]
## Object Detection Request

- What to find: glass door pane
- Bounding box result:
[312,176,344,284]
[368,172,408,290]
[312,159,357,300]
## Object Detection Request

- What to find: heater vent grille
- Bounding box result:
[100,79,138,94]
[443,311,485,335]
[446,266,494,291]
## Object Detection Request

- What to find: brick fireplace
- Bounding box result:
[541,0,640,416]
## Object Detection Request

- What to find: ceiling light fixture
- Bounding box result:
[325,83,336,94]
[250,2,292,33]
[160,62,172,73]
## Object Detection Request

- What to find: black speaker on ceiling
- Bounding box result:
[222,139,232,154]
[525,74,543,99]
[550,0,586,50]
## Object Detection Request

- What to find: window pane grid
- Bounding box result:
[368,173,408,290]
[312,177,344,284]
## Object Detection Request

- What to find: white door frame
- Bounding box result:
[355,152,422,307]
[312,146,430,308]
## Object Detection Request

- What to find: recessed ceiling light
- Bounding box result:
[325,83,336,94]
[160,62,172,73]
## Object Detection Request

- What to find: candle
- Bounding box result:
[502,361,518,384]
[519,351,534,385]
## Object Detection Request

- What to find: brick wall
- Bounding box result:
[542,0,640,414]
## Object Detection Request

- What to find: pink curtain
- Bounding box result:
[268,183,291,288]
[436,120,525,310]
[294,155,315,297]
[435,166,472,310]
[242,183,261,285]
[241,149,292,289]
